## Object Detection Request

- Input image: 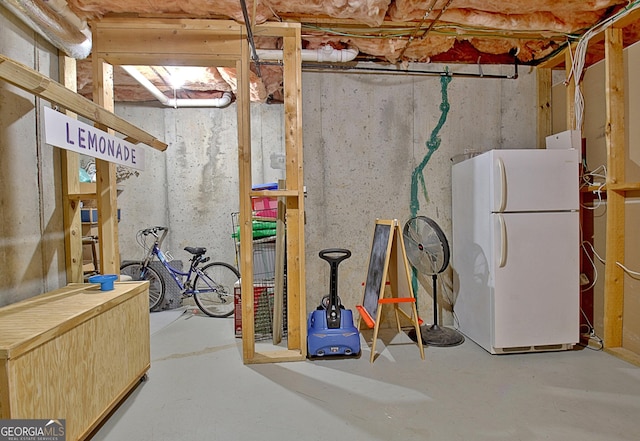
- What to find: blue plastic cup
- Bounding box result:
[88,274,118,291]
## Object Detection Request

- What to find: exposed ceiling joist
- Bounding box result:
[8,0,640,105]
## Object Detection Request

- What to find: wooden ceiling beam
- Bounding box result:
[92,18,245,67]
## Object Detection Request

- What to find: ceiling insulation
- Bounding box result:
[60,0,636,104]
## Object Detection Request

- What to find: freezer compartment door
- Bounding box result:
[490,149,579,212]
[491,211,579,350]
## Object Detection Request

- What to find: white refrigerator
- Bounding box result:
[451,149,580,354]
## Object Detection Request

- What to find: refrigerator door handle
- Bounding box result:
[497,214,507,268]
[497,157,507,212]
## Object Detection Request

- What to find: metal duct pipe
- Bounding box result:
[121,66,233,108]
[239,0,261,77]
[2,0,91,59]
[257,45,359,63]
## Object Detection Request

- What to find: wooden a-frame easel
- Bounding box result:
[357,219,424,363]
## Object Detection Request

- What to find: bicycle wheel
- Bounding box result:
[121,262,165,311]
[193,262,240,317]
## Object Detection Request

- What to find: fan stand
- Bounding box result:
[408,274,465,347]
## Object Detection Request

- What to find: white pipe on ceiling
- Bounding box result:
[2,0,91,58]
[121,66,233,108]
[257,45,359,63]
[3,2,357,105]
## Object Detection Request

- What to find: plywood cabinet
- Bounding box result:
[0,282,150,440]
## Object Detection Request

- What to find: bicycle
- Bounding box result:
[120,226,240,317]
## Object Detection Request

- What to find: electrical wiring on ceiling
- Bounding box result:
[565,0,640,131]
[399,0,439,55]
[398,0,454,60]
[302,23,576,42]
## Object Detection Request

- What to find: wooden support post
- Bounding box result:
[243,24,306,363]
[603,27,626,349]
[283,27,306,354]
[565,49,577,131]
[92,56,120,275]
[237,29,256,362]
[272,179,286,344]
[59,56,83,283]
[537,67,552,149]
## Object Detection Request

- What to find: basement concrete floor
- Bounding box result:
[92,310,640,441]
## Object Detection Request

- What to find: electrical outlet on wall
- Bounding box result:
[270,153,286,170]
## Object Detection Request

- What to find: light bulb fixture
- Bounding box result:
[166,67,186,90]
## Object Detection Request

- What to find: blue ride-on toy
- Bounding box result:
[307,248,361,358]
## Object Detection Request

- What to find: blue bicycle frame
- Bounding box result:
[149,239,213,295]
[123,226,239,317]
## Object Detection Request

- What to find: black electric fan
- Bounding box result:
[403,216,464,347]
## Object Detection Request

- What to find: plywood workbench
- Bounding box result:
[0,281,150,441]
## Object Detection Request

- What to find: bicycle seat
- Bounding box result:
[184,247,206,256]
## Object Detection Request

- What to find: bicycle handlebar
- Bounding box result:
[141,226,168,237]
[140,226,169,250]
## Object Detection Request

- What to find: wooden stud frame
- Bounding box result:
[90,18,307,363]
[0,53,168,283]
[536,67,552,149]
[536,15,640,366]
[59,56,84,283]
[92,56,121,276]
